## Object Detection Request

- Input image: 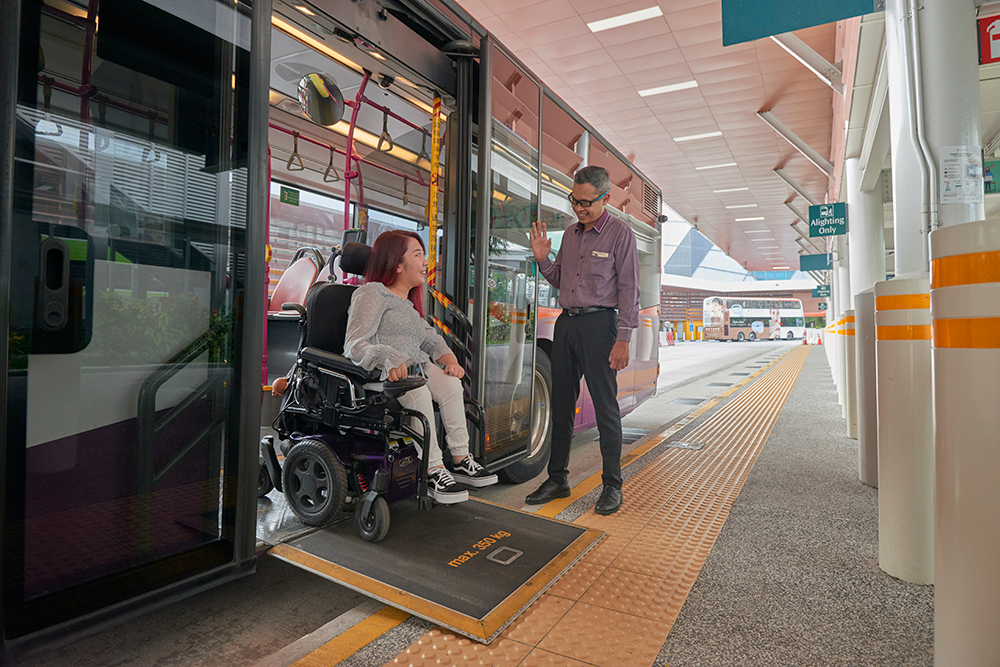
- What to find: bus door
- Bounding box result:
[472,40,540,469]
[1,0,260,650]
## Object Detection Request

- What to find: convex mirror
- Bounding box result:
[297,73,345,126]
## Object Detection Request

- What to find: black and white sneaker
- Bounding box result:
[450,456,498,488]
[428,467,469,504]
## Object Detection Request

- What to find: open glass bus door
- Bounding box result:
[467,37,540,473]
[0,0,267,656]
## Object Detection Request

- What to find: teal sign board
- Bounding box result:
[279,186,300,206]
[800,253,831,271]
[818,302,828,311]
[809,202,848,237]
[722,0,883,46]
[812,285,831,298]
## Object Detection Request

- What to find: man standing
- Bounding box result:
[524,165,640,515]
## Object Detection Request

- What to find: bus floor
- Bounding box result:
[15,343,933,667]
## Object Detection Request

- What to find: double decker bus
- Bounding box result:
[703,297,805,341]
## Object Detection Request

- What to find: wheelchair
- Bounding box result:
[258,241,486,543]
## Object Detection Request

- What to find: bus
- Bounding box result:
[262,7,663,482]
[2,0,661,641]
[702,297,805,341]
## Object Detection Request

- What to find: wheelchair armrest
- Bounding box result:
[383,377,426,399]
[299,347,380,382]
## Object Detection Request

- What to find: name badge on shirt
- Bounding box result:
[592,251,609,258]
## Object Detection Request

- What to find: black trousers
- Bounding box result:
[547,309,623,489]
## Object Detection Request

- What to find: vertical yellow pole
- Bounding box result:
[426,96,442,288]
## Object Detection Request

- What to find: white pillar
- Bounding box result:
[919,0,990,662]
[879,0,934,584]
[931,221,1000,667]
[845,158,885,478]
[838,236,851,421]
[844,309,857,439]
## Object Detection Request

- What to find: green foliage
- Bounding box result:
[86,291,232,366]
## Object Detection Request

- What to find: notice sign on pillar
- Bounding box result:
[808,202,848,237]
[812,284,831,298]
[818,302,828,311]
[940,145,984,205]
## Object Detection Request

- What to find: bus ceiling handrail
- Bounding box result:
[268,122,430,190]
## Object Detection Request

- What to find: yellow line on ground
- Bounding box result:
[535,348,794,519]
[291,606,410,667]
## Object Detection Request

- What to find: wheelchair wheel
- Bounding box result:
[257,461,274,498]
[282,439,348,526]
[355,495,390,543]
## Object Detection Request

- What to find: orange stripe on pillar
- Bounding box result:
[876,324,932,341]
[875,294,930,311]
[933,318,1000,348]
[931,250,1000,289]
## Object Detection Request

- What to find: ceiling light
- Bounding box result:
[294,4,315,15]
[745,230,771,234]
[272,15,362,73]
[674,131,722,142]
[735,216,764,221]
[713,187,748,193]
[695,162,737,171]
[772,266,791,269]
[751,238,776,242]
[587,6,663,33]
[371,52,386,60]
[757,246,779,249]
[725,204,757,209]
[638,80,698,97]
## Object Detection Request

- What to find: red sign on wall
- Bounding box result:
[979,15,1000,65]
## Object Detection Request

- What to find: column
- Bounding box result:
[846,159,886,483]
[878,0,934,584]
[920,0,991,662]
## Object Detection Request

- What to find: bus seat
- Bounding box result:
[268,256,319,313]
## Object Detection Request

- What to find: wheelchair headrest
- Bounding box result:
[340,242,371,276]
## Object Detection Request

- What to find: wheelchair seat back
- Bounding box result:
[302,242,372,355]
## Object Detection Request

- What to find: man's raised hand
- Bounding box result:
[529,221,551,262]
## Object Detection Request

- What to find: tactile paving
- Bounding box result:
[518,648,594,667]
[578,566,683,625]
[384,628,532,666]
[537,601,671,667]
[501,594,574,645]
[379,347,810,667]
[544,560,604,601]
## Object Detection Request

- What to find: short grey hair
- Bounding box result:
[574,165,610,195]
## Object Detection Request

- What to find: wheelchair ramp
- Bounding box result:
[268,498,603,644]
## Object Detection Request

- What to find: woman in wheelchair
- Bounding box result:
[340,230,497,503]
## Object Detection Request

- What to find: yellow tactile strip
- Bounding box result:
[383,347,810,667]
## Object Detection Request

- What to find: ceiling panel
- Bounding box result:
[457,1,839,270]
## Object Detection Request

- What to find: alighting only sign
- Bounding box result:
[808,202,848,237]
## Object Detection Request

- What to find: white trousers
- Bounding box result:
[396,363,469,468]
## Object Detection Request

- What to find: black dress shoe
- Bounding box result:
[525,478,571,505]
[594,486,622,515]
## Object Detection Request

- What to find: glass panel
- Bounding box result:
[482,48,538,462]
[5,0,250,631]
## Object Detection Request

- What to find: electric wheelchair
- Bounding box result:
[258,241,486,542]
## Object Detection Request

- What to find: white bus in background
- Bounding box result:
[702,297,805,342]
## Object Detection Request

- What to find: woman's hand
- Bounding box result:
[438,353,464,379]
[387,363,408,382]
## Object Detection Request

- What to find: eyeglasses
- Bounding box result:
[567,189,609,208]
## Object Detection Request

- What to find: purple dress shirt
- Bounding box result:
[537,210,641,342]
